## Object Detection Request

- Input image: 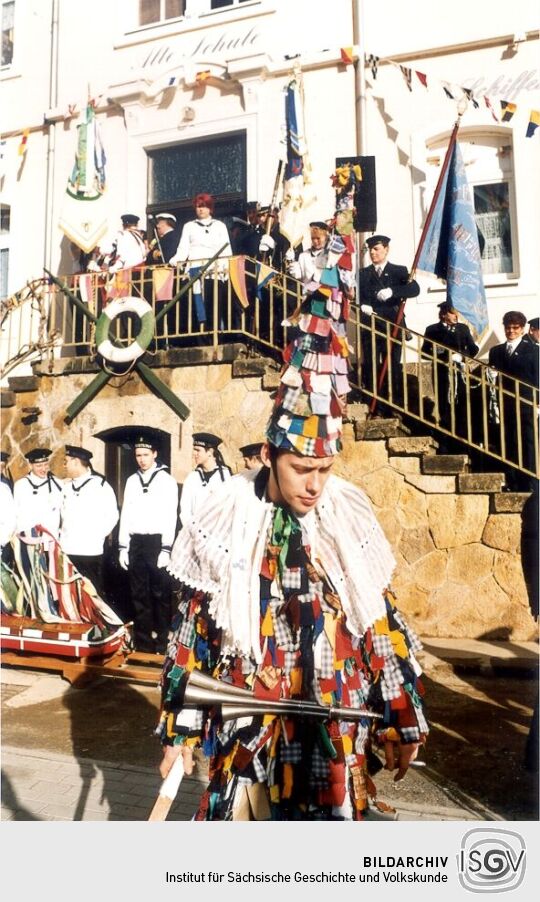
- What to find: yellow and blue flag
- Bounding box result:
[415,140,488,336]
[500,100,517,122]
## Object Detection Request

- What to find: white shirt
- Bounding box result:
[60,472,119,555]
[13,473,63,537]
[179,466,231,528]
[0,481,16,547]
[119,465,178,551]
[170,218,232,275]
[288,246,328,286]
[105,229,146,272]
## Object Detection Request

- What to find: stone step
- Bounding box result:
[422,454,469,475]
[261,371,281,391]
[343,401,369,423]
[232,357,275,378]
[354,418,405,440]
[490,492,532,513]
[8,375,38,392]
[387,436,438,456]
[0,391,16,408]
[457,472,506,494]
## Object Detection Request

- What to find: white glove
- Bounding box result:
[376,287,393,301]
[86,260,101,272]
[451,353,463,363]
[119,549,129,571]
[361,304,374,315]
[259,235,275,253]
[284,248,295,263]
[157,550,170,569]
[487,367,498,380]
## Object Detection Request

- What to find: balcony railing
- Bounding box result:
[1,258,538,483]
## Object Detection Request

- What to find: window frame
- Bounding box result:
[424,125,520,286]
[1,0,15,70]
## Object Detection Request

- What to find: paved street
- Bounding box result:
[1,637,538,822]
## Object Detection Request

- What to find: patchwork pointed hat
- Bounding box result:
[266,182,357,457]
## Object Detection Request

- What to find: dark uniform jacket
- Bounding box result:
[146,228,179,265]
[488,337,539,398]
[359,262,420,326]
[421,321,479,358]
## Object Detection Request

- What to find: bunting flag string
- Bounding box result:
[18,128,29,156]
[371,54,538,137]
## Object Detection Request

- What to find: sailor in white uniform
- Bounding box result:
[179,432,231,528]
[118,434,179,653]
[13,448,63,537]
[59,445,119,596]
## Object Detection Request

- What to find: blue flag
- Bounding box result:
[416,141,488,336]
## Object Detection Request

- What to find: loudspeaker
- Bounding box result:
[335,155,377,232]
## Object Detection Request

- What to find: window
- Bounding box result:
[426,129,518,281]
[210,0,253,8]
[1,0,14,67]
[139,0,184,26]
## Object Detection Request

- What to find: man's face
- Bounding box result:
[262,447,335,516]
[135,448,157,471]
[441,309,458,325]
[155,219,172,237]
[246,208,259,225]
[64,455,84,479]
[529,326,539,344]
[31,460,50,479]
[195,203,211,219]
[243,454,261,471]
[310,228,327,250]
[193,444,215,470]
[504,321,525,341]
[369,242,389,266]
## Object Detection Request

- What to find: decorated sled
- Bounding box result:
[1,528,128,660]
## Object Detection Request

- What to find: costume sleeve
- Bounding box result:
[363,591,429,746]
[157,588,222,748]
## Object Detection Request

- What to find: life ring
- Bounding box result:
[95,296,155,364]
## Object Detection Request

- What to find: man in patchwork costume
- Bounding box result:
[157,191,428,821]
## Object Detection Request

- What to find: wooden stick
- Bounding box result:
[148,752,185,822]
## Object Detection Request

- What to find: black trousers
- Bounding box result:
[69,554,104,598]
[128,534,171,653]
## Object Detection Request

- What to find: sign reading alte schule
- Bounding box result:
[139,25,261,71]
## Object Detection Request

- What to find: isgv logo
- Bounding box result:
[458,828,526,893]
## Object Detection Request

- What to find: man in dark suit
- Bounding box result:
[421,302,479,446]
[488,311,539,491]
[358,234,419,412]
[146,213,179,265]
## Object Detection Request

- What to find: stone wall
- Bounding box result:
[1,353,535,640]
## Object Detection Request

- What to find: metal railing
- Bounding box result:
[1,259,538,482]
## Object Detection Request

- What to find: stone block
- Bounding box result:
[390,581,430,621]
[413,550,447,590]
[8,376,38,392]
[482,514,522,553]
[399,527,435,564]
[0,391,16,408]
[421,454,469,475]
[396,483,427,530]
[389,455,421,475]
[490,492,531,514]
[261,371,281,391]
[343,401,368,422]
[360,466,404,510]
[388,436,438,455]
[356,418,402,440]
[493,551,528,602]
[458,473,505,493]
[205,366,232,392]
[447,544,494,584]
[232,358,272,378]
[340,439,388,477]
[376,507,404,548]
[427,494,489,548]
[405,474,457,494]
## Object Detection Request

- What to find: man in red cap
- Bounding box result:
[156,229,428,821]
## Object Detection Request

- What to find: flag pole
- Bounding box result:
[368,116,462,416]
